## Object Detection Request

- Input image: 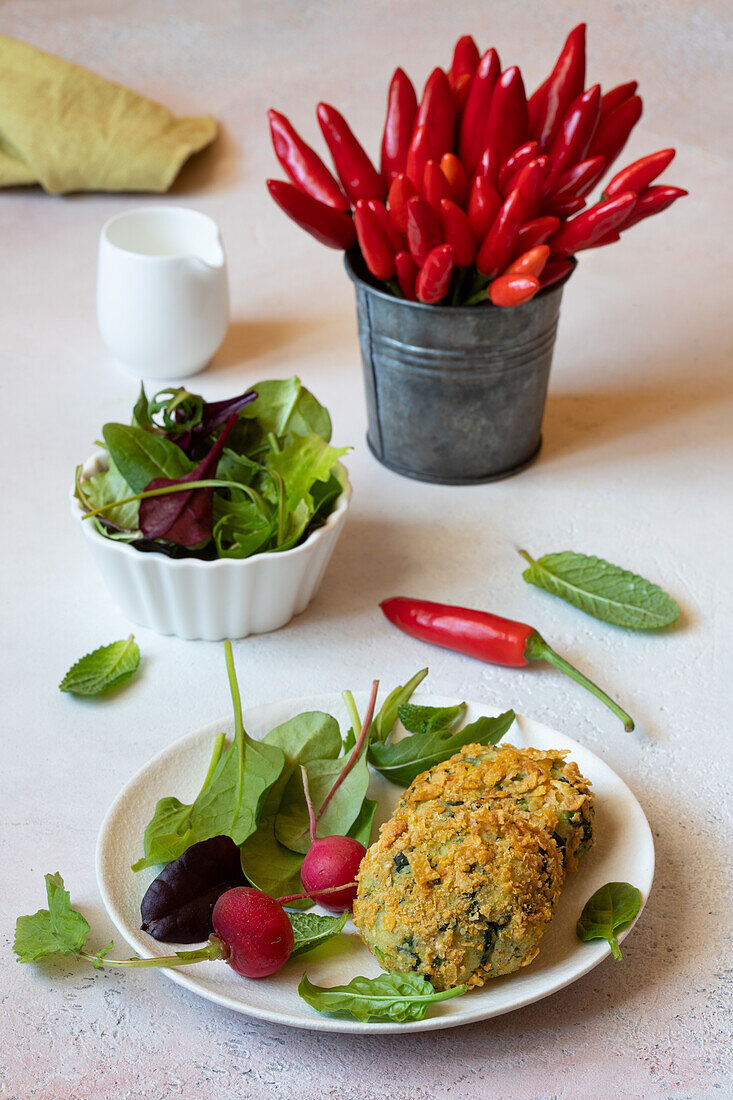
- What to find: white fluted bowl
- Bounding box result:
[71,453,351,640]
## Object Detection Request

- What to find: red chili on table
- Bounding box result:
[380,596,635,731]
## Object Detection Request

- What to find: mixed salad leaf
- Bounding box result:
[75,378,350,559]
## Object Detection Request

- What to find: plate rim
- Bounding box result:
[95,692,655,1034]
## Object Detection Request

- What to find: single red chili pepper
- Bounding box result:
[380,68,419,185]
[600,80,638,117]
[380,596,634,730]
[498,140,540,192]
[423,159,453,213]
[354,199,396,280]
[505,243,550,277]
[543,193,586,218]
[485,67,530,167]
[473,145,501,189]
[514,215,560,254]
[387,173,416,234]
[267,179,355,249]
[507,157,547,221]
[549,190,637,256]
[546,84,601,184]
[439,153,468,206]
[589,230,621,247]
[528,23,586,151]
[415,244,454,304]
[489,272,540,307]
[617,185,687,231]
[395,250,418,300]
[405,124,431,190]
[406,68,454,185]
[476,187,524,278]
[539,255,573,288]
[317,102,385,203]
[544,155,606,200]
[467,175,501,240]
[268,110,350,211]
[503,152,550,195]
[604,148,675,199]
[439,198,477,267]
[448,35,480,111]
[366,198,405,252]
[458,48,501,174]
[405,194,443,266]
[587,95,643,173]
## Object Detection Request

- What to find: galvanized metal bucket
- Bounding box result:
[345,250,573,484]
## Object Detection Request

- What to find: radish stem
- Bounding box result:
[317,680,379,825]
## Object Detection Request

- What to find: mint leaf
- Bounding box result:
[576,882,642,960]
[369,710,515,787]
[14,873,90,962]
[289,911,349,957]
[520,550,680,630]
[59,636,140,696]
[397,702,465,735]
[298,971,465,1022]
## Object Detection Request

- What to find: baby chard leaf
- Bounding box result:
[140,835,246,943]
[520,550,680,630]
[369,710,515,787]
[14,873,90,962]
[139,415,238,546]
[298,971,466,1022]
[59,636,140,696]
[576,881,642,960]
[288,910,349,958]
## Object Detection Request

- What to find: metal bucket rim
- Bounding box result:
[344,250,576,312]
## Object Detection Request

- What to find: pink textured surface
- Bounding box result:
[1,2,731,1098]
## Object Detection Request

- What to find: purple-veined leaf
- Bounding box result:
[139,414,237,546]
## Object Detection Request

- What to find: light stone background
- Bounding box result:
[1,2,731,1098]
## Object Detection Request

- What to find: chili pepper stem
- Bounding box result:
[524,631,634,731]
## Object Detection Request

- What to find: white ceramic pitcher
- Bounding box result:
[97,206,229,379]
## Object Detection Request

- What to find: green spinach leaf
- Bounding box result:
[274,746,370,855]
[289,911,349,957]
[14,873,90,962]
[347,798,378,847]
[576,881,642,960]
[59,636,140,696]
[298,971,466,1022]
[102,423,194,493]
[369,710,515,787]
[520,550,680,630]
[132,645,284,870]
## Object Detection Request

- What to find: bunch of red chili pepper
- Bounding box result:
[267,24,686,307]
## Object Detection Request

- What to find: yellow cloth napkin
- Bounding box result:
[0,33,217,194]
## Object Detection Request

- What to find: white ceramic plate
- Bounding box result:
[96,693,654,1034]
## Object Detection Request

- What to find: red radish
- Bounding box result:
[295,681,380,911]
[212,887,294,978]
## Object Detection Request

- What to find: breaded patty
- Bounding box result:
[353,799,564,990]
[399,742,595,871]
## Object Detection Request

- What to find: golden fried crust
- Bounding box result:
[353,800,564,991]
[400,743,595,871]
